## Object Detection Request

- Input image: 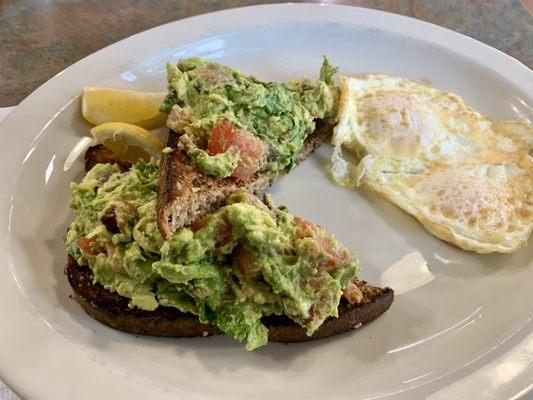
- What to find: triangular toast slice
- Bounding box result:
[157,120,333,240]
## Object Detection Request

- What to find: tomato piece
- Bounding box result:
[293,216,324,239]
[208,120,264,182]
[207,120,236,154]
[302,237,353,270]
[314,237,336,269]
[76,237,100,256]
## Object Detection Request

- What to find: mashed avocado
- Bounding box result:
[65,160,359,350]
[179,134,240,179]
[160,57,339,178]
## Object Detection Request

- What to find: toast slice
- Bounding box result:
[74,144,394,345]
[66,255,394,342]
[157,120,334,240]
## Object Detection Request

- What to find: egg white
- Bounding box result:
[331,75,532,253]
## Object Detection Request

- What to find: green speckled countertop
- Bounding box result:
[0,0,531,106]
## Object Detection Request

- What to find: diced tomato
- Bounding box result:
[293,216,324,239]
[207,120,235,154]
[76,237,100,256]
[233,244,261,279]
[303,237,353,270]
[207,120,264,182]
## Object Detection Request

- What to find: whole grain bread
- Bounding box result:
[65,255,394,342]
[73,138,394,344]
[157,120,334,240]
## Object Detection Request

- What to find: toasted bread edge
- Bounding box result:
[157,120,334,240]
[66,255,394,343]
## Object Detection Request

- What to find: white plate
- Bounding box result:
[0,4,531,400]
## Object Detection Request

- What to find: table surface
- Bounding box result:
[1,0,532,107]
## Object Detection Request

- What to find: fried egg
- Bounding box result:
[331,75,532,253]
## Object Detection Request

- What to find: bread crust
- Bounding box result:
[76,136,394,345]
[85,145,131,173]
[65,255,394,342]
[157,120,334,240]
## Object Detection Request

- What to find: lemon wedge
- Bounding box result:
[91,122,164,163]
[82,87,168,129]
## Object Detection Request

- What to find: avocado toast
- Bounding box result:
[65,58,393,350]
[157,57,339,239]
[65,146,393,350]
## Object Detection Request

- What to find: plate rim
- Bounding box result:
[0,3,531,400]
